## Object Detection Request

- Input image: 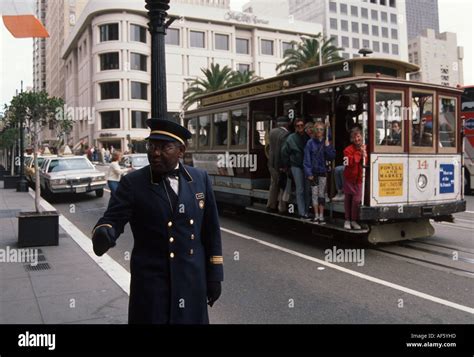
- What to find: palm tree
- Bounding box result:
[229,70,262,88]
[182,63,234,110]
[276,34,343,74]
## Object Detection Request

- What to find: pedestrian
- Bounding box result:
[106,151,127,197]
[105,147,111,163]
[343,127,367,230]
[304,121,336,223]
[101,146,106,164]
[281,118,311,219]
[92,118,223,324]
[266,116,291,213]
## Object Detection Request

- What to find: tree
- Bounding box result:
[276,34,343,74]
[228,70,261,88]
[5,91,71,212]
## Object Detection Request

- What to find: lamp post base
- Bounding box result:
[17,178,29,192]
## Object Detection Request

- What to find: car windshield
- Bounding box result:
[132,156,148,167]
[48,158,93,173]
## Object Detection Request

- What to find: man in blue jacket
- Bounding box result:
[91,119,223,324]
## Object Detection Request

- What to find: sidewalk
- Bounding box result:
[0,181,129,324]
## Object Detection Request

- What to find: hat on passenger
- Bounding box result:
[145,118,192,145]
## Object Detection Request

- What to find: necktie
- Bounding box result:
[163,177,178,211]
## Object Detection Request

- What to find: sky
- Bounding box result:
[0,0,473,110]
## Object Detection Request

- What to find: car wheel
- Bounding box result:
[95,189,104,198]
[42,184,53,199]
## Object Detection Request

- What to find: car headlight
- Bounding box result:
[51,179,67,185]
[93,175,105,182]
[417,174,428,189]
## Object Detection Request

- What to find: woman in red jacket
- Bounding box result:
[343,128,367,230]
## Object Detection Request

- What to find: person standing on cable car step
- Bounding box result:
[91,118,223,324]
[343,127,367,230]
[304,121,336,224]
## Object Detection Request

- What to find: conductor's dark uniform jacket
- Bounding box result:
[93,163,223,324]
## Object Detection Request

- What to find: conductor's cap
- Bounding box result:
[145,118,192,145]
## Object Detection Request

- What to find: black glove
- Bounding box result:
[92,225,116,256]
[207,281,221,307]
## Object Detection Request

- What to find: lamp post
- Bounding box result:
[17,80,29,192]
[145,0,175,121]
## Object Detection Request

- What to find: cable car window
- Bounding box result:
[213,112,229,147]
[375,91,403,147]
[198,115,210,148]
[253,112,272,150]
[231,109,247,147]
[411,92,434,147]
[185,118,197,149]
[438,97,456,148]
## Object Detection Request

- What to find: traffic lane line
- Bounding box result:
[221,227,474,315]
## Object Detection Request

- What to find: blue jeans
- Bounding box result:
[291,166,310,216]
[108,180,119,197]
[335,165,345,191]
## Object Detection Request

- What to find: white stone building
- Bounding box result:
[61,1,322,152]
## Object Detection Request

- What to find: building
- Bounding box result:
[61,1,321,152]
[33,0,47,92]
[405,0,439,40]
[174,0,230,8]
[408,29,463,87]
[242,0,289,19]
[288,0,408,61]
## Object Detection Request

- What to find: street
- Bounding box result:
[44,165,474,324]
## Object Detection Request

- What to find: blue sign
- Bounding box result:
[439,164,455,194]
[465,119,474,130]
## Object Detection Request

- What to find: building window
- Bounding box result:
[373,41,380,52]
[340,3,347,14]
[190,31,205,48]
[215,33,229,51]
[131,111,148,129]
[390,13,397,24]
[361,7,368,18]
[351,5,358,16]
[362,23,369,34]
[380,0,386,5]
[99,52,119,70]
[391,28,398,39]
[381,11,387,22]
[329,1,337,12]
[131,82,148,100]
[130,24,146,43]
[382,42,389,53]
[363,39,370,48]
[330,18,338,30]
[370,0,377,3]
[382,27,388,38]
[341,20,348,31]
[392,44,399,55]
[282,41,293,56]
[130,53,147,71]
[99,23,119,42]
[236,38,249,54]
[389,0,396,7]
[166,28,180,45]
[237,63,250,73]
[371,9,378,20]
[261,39,274,55]
[352,22,359,33]
[101,111,120,129]
[408,53,413,62]
[352,38,360,49]
[341,36,349,47]
[100,81,119,100]
[372,25,379,36]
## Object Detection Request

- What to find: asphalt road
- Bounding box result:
[43,168,474,324]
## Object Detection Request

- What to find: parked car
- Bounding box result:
[120,154,149,173]
[24,155,57,186]
[39,155,106,197]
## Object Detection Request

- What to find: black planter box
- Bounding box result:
[0,169,9,181]
[3,175,20,188]
[18,211,59,247]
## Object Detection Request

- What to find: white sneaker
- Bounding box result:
[344,220,351,230]
[319,216,326,224]
[351,221,362,230]
[332,193,344,201]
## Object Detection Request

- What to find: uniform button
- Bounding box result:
[190,234,195,240]
[168,221,173,227]
[170,252,175,258]
[189,249,194,255]
[189,219,194,225]
[169,237,174,243]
